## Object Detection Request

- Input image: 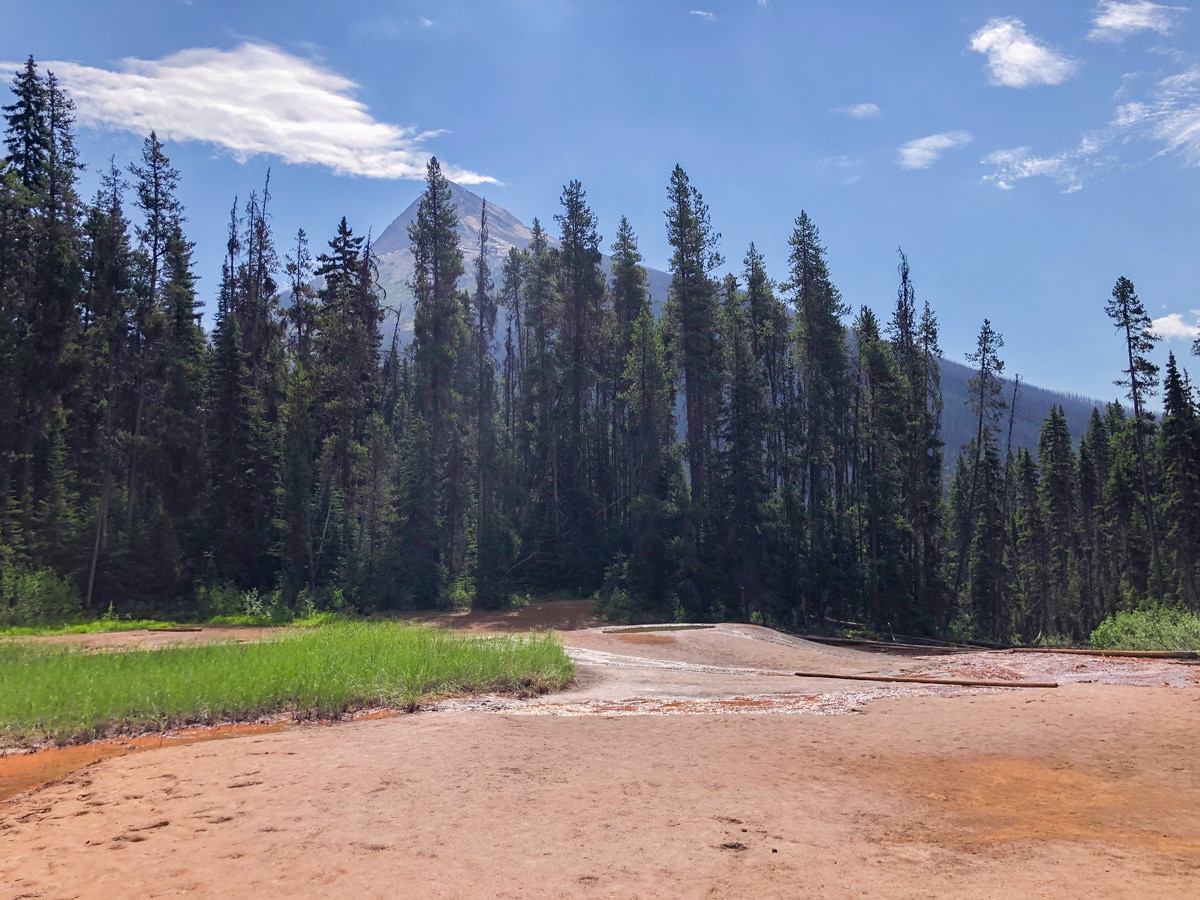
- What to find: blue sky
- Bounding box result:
[4,1,1199,405]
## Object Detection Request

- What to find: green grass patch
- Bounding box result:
[0,622,574,747]
[1090,606,1200,652]
[0,610,343,636]
[0,618,181,637]
[202,611,342,628]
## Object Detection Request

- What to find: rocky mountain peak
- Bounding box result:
[372,181,536,261]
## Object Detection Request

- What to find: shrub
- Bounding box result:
[0,565,82,627]
[197,582,243,617]
[1090,606,1200,651]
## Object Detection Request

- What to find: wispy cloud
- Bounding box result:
[982,65,1200,190]
[819,155,865,185]
[838,103,881,119]
[25,43,495,184]
[419,17,434,28]
[1132,67,1200,164]
[981,141,1101,193]
[969,17,1079,88]
[1151,311,1200,339]
[689,10,715,21]
[898,131,973,170]
[1089,1,1189,41]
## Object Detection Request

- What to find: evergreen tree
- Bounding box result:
[615,305,678,613]
[126,132,181,523]
[554,180,608,589]
[312,217,385,603]
[499,247,524,454]
[954,319,1006,596]
[517,218,563,587]
[718,273,768,621]
[917,326,946,626]
[471,200,514,608]
[1037,405,1078,635]
[957,320,1009,638]
[1105,276,1164,602]
[851,306,907,630]
[742,243,790,491]
[3,58,50,191]
[786,211,850,622]
[1076,409,1108,625]
[406,158,467,602]
[0,162,32,508]
[75,162,133,610]
[966,439,1010,641]
[206,280,266,589]
[665,165,722,519]
[1102,405,1152,605]
[203,184,286,597]
[2,60,83,514]
[1159,354,1200,608]
[887,252,945,629]
[1011,448,1049,640]
[154,222,207,570]
[278,229,320,602]
[118,135,210,604]
[608,216,649,528]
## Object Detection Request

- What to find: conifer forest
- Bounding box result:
[4,58,1199,643]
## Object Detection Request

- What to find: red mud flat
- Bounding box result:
[3,605,1199,898]
[0,723,288,802]
[16,624,286,652]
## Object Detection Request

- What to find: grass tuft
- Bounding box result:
[0,622,574,747]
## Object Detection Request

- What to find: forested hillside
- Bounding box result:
[3,58,1198,642]
[939,360,1105,467]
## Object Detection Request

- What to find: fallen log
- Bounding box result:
[792,671,1058,689]
[802,636,975,654]
[1003,647,1197,660]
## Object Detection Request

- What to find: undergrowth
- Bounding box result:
[0,609,342,637]
[1090,606,1200,651]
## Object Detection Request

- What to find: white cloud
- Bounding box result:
[419,17,434,28]
[1089,1,1189,41]
[982,145,1091,192]
[1151,311,1200,339]
[689,10,715,21]
[27,43,495,184]
[969,17,1079,88]
[982,65,1200,190]
[897,131,973,170]
[839,103,881,119]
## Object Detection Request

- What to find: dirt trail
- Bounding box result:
[3,601,1198,898]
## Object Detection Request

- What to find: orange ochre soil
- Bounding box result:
[2,602,1198,898]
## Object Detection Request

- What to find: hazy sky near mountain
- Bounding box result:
[4,1,1199,403]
